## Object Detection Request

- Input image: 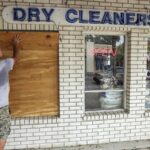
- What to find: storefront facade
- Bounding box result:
[1,0,150,149]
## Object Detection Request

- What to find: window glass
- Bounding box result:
[85,34,125,111]
[146,37,150,108]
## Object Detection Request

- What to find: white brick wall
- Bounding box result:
[0,0,150,149]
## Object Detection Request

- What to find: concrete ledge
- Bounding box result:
[26,140,150,150]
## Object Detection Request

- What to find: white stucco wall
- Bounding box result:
[0,0,150,149]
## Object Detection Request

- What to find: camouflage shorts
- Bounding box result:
[0,106,11,139]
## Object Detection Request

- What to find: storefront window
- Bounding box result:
[85,34,125,111]
[146,37,150,108]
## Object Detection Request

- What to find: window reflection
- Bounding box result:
[85,35,125,91]
[85,35,125,111]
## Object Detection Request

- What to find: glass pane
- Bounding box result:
[85,34,125,111]
[85,91,124,111]
[85,35,125,91]
[146,37,150,108]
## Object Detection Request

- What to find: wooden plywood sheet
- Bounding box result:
[0,31,59,117]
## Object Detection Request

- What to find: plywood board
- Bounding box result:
[0,31,59,117]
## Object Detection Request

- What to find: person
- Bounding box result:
[0,34,21,150]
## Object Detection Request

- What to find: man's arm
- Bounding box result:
[12,34,21,62]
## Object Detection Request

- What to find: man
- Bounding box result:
[0,34,21,150]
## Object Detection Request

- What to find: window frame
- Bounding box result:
[83,31,127,112]
[146,36,150,109]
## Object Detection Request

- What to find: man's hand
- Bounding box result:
[12,34,21,47]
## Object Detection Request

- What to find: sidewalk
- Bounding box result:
[25,140,150,150]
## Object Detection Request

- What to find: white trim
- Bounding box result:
[85,89,124,93]
[83,31,86,114]
[85,108,125,113]
[123,33,128,109]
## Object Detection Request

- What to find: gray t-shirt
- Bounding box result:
[0,58,14,108]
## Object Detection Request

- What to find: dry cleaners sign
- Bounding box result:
[2,6,150,26]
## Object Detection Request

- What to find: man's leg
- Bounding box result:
[0,139,6,150]
[0,106,11,150]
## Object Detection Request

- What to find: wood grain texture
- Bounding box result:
[0,31,59,117]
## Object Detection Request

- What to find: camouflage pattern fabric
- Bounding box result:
[0,106,11,139]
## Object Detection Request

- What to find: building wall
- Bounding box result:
[0,0,150,149]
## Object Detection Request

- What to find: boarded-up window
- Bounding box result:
[0,31,59,117]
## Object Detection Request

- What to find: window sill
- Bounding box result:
[82,109,129,121]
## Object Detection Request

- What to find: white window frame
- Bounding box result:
[83,31,127,112]
[146,36,150,110]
